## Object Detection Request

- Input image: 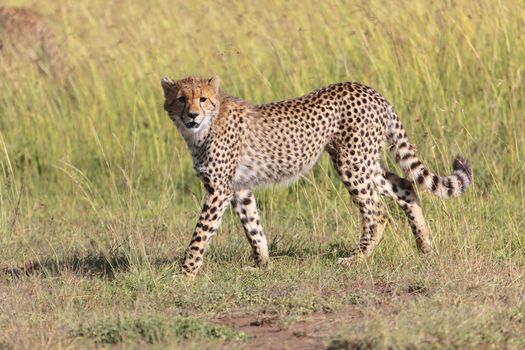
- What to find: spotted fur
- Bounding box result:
[161,76,472,276]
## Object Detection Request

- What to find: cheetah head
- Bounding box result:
[161,76,221,133]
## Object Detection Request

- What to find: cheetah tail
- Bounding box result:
[386,107,472,198]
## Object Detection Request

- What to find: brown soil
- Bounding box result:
[214,308,364,350]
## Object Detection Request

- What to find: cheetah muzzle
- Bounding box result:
[185,121,200,129]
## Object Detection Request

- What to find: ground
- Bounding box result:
[1,0,524,349]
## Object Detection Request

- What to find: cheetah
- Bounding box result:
[161,76,472,276]
[0,7,61,79]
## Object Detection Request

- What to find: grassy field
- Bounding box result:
[1,0,524,348]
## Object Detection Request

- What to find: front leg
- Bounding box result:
[181,188,233,276]
[232,189,269,268]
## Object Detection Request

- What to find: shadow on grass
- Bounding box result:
[268,237,355,259]
[2,253,175,280]
[2,239,356,280]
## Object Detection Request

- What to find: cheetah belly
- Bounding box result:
[232,144,325,189]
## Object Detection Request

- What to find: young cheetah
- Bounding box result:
[161,76,471,276]
[0,7,61,79]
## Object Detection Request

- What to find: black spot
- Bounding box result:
[410,161,422,170]
[431,175,439,191]
[241,197,252,206]
[204,183,214,195]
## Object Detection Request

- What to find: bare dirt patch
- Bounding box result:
[214,308,364,350]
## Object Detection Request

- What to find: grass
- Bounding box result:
[74,315,251,346]
[1,0,524,348]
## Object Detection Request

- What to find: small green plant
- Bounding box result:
[74,315,251,345]
[327,337,381,350]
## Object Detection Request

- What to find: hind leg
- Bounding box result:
[373,164,432,253]
[340,181,385,265]
[330,154,386,264]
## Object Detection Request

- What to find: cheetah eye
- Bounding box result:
[177,96,186,103]
[200,97,208,103]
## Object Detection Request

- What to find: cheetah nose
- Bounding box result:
[187,112,199,119]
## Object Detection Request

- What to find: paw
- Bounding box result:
[336,252,366,266]
[417,238,433,254]
[242,259,271,272]
[174,262,197,279]
[241,266,259,272]
[172,268,196,280]
[182,270,196,279]
[419,245,433,255]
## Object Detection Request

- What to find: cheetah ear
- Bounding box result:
[161,76,176,96]
[208,76,221,94]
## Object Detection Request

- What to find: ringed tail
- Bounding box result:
[386,106,472,198]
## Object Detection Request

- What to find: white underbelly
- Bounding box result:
[232,150,324,189]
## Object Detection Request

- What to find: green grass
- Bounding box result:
[74,315,251,346]
[1,0,524,349]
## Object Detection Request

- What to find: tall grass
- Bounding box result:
[1,0,523,259]
[1,1,524,348]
